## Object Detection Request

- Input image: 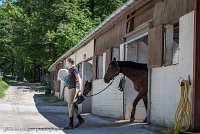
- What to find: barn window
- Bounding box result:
[105,48,120,72]
[96,55,103,79]
[126,3,154,34]
[63,58,67,69]
[112,48,120,60]
[105,49,112,72]
[77,63,82,78]
[172,23,179,64]
[92,56,97,80]
[127,16,135,33]
[126,35,148,63]
[164,22,179,66]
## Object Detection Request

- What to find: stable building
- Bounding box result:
[48,0,200,130]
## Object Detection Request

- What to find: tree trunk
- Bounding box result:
[17,59,24,81]
[90,0,95,19]
[51,43,57,62]
[33,60,37,82]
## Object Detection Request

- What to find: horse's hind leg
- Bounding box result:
[130,92,143,122]
[142,93,148,122]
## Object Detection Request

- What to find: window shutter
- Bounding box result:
[112,48,120,60]
[105,49,112,72]
[148,25,164,68]
[97,55,103,79]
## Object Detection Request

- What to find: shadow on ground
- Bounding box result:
[4,82,153,134]
[33,94,68,127]
[33,92,134,129]
[32,88,136,130]
[9,82,153,134]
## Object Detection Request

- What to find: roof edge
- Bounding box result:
[48,0,135,72]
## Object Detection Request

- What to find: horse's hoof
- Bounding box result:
[143,118,147,123]
[130,117,135,123]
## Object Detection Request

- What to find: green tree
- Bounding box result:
[0,0,127,82]
[0,3,14,75]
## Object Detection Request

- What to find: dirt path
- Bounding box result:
[0,82,156,134]
[0,83,68,133]
[0,83,41,105]
[0,83,65,106]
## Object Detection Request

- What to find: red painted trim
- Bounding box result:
[192,0,200,130]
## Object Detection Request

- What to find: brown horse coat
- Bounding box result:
[104,58,148,122]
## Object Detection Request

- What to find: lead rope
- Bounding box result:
[84,76,117,97]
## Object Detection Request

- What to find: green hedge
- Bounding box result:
[0,81,9,98]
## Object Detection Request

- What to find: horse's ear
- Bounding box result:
[113,57,116,62]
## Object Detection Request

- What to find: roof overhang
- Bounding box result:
[48,0,152,72]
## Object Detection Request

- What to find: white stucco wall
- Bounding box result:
[150,11,194,128]
[92,50,123,119]
[69,53,76,63]
[92,75,124,119]
[75,40,94,64]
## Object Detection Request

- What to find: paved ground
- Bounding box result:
[0,83,156,134]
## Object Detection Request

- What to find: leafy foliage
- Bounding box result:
[0,80,9,98]
[0,0,127,82]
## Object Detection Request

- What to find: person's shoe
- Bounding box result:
[75,115,85,128]
[143,117,147,123]
[75,118,84,128]
[64,125,74,129]
[130,113,135,123]
[64,117,74,129]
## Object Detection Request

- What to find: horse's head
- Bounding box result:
[83,81,92,96]
[104,57,120,83]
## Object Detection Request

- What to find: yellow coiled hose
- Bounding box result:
[174,80,192,134]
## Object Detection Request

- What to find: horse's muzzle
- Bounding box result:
[104,76,110,83]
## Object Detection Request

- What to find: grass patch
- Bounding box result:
[35,86,46,92]
[7,80,18,85]
[41,93,65,105]
[34,84,65,105]
[0,81,9,98]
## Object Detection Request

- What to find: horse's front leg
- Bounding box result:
[130,92,143,122]
[142,92,148,122]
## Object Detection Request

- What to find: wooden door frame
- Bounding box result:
[193,0,200,130]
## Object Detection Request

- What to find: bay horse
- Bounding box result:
[83,81,92,96]
[104,57,148,122]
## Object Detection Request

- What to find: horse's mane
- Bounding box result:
[117,61,147,70]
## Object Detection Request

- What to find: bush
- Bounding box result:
[7,80,18,85]
[0,73,2,81]
[0,81,9,98]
